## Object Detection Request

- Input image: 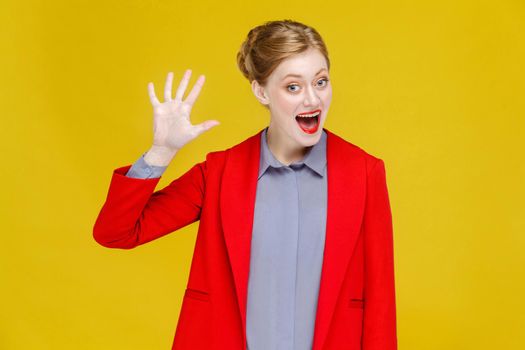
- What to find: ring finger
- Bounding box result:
[164,72,174,102]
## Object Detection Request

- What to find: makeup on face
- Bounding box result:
[255,48,332,162]
[273,60,331,140]
[295,108,321,134]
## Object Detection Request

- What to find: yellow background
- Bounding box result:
[2,0,524,348]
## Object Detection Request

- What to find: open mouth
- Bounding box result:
[295,109,321,134]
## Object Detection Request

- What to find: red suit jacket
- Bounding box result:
[93,128,398,349]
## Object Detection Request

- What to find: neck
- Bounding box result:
[266,125,309,166]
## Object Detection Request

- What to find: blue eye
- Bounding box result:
[317,78,329,87]
[287,78,329,92]
[287,84,300,92]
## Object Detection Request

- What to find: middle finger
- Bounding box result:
[175,69,192,101]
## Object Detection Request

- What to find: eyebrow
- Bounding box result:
[282,68,328,80]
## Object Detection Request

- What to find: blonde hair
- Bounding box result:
[236,19,330,86]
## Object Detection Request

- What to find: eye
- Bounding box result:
[287,84,300,93]
[317,78,329,87]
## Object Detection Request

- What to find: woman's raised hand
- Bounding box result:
[147,70,220,154]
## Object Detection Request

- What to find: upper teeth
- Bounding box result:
[297,112,320,118]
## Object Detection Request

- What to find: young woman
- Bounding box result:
[94,19,397,350]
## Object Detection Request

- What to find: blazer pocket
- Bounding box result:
[348,298,364,308]
[185,287,210,302]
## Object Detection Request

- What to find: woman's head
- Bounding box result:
[237,19,332,156]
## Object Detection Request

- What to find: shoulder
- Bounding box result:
[202,128,387,175]
[324,128,384,174]
[203,129,262,164]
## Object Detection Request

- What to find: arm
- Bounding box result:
[362,158,398,349]
[93,159,206,249]
[126,152,168,179]
[93,70,219,249]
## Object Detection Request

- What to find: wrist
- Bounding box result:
[144,145,178,167]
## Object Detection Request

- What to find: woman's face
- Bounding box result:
[252,47,332,149]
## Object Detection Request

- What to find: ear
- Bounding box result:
[251,80,270,105]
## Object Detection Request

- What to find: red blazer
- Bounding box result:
[93,128,398,350]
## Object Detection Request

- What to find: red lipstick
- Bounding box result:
[295,109,321,134]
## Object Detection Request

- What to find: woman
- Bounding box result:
[93,19,397,350]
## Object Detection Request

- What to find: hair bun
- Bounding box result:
[236,20,330,86]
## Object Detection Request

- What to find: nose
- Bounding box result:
[303,85,321,107]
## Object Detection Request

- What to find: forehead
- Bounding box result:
[271,48,328,80]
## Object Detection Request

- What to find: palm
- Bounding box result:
[148,70,219,151]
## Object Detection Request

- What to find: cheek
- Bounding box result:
[321,88,333,105]
[273,92,300,114]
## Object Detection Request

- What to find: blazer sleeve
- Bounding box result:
[92,159,206,249]
[362,158,398,349]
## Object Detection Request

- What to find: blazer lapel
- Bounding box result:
[312,129,367,350]
[219,129,262,347]
[219,128,366,350]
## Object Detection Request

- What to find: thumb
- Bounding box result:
[194,120,220,136]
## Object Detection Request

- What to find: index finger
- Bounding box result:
[184,75,205,106]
